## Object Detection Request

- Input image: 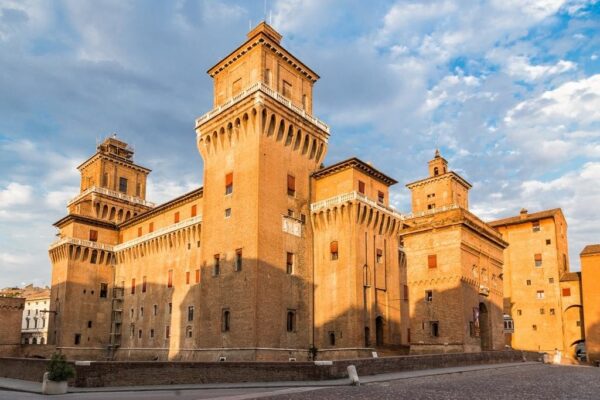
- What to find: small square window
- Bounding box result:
[546,239,551,245]
[532,221,540,232]
[540,308,545,315]
[377,191,385,204]
[536,290,545,299]
[576,321,581,327]
[89,230,98,242]
[562,287,571,297]
[526,280,531,286]
[225,208,232,218]
[517,309,522,316]
[550,308,555,315]
[532,324,538,331]
[549,277,554,284]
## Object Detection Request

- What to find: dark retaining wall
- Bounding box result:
[0,350,542,387]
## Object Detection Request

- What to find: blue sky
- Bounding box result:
[0,0,599,287]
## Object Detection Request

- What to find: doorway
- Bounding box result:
[479,302,491,350]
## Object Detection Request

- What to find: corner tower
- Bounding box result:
[194,23,329,359]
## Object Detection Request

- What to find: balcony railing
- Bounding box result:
[195,81,330,134]
[67,186,155,208]
[48,237,115,251]
[310,191,404,220]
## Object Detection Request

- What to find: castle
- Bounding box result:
[47,23,527,361]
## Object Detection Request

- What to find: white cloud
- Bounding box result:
[506,56,576,80]
[0,182,33,207]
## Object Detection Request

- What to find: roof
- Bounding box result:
[581,244,600,256]
[488,208,562,228]
[405,171,472,190]
[53,214,118,230]
[119,187,203,228]
[25,289,51,301]
[560,272,581,282]
[207,22,319,82]
[311,157,398,186]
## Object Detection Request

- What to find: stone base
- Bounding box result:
[42,372,68,395]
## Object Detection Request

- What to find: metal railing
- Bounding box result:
[195,81,330,134]
[67,186,155,208]
[310,191,405,220]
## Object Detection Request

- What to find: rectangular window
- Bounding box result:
[358,180,365,194]
[166,325,170,339]
[225,173,233,195]
[150,329,154,338]
[140,307,144,317]
[540,308,545,315]
[330,241,339,260]
[576,321,581,327]
[376,249,383,263]
[378,191,385,203]
[225,208,231,218]
[546,239,551,245]
[213,254,220,276]
[430,321,439,337]
[168,303,172,314]
[287,310,296,332]
[287,209,294,217]
[119,177,128,193]
[188,306,194,322]
[87,320,92,328]
[167,270,173,288]
[425,290,433,302]
[137,329,142,339]
[286,252,294,274]
[74,334,81,345]
[153,305,158,316]
[195,269,200,283]
[136,183,141,197]
[534,253,542,267]
[235,249,243,272]
[428,254,437,269]
[149,222,154,233]
[282,80,292,98]
[137,227,143,237]
[287,174,296,197]
[99,283,108,298]
[403,284,409,301]
[186,271,190,285]
[222,309,230,332]
[174,212,180,223]
[562,287,571,297]
[142,276,147,293]
[89,230,98,242]
[532,324,538,331]
[131,278,136,294]
[550,308,555,315]
[536,290,545,299]
[191,204,197,217]
[532,221,540,232]
[549,277,554,284]
[517,309,522,316]
[526,279,531,286]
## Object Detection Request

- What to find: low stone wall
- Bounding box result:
[0,350,543,387]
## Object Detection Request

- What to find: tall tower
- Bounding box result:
[48,136,153,356]
[194,23,329,359]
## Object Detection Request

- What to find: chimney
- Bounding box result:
[520,208,528,219]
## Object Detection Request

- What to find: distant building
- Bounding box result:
[581,244,600,364]
[489,208,584,358]
[0,297,25,357]
[21,289,51,345]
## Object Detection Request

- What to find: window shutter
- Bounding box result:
[225,173,233,186]
[428,255,437,268]
[534,253,542,261]
[330,241,338,253]
[358,181,365,194]
[562,288,571,296]
[191,205,197,217]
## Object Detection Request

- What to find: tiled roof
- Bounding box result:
[488,208,562,227]
[312,157,398,186]
[560,272,581,282]
[581,244,600,256]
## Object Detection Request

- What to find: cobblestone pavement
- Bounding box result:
[264,364,600,400]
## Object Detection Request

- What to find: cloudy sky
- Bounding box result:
[1,0,599,287]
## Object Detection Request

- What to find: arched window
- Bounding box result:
[329,332,336,346]
[287,310,296,332]
[185,326,193,338]
[434,167,439,176]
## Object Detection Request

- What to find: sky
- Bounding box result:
[0,0,599,288]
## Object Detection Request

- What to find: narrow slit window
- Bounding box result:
[287,175,296,197]
[286,252,294,275]
[167,270,173,288]
[235,249,242,272]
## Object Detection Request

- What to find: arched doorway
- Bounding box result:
[376,316,384,346]
[479,302,491,350]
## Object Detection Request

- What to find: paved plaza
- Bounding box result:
[0,363,598,400]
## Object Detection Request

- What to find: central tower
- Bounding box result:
[194,22,329,360]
